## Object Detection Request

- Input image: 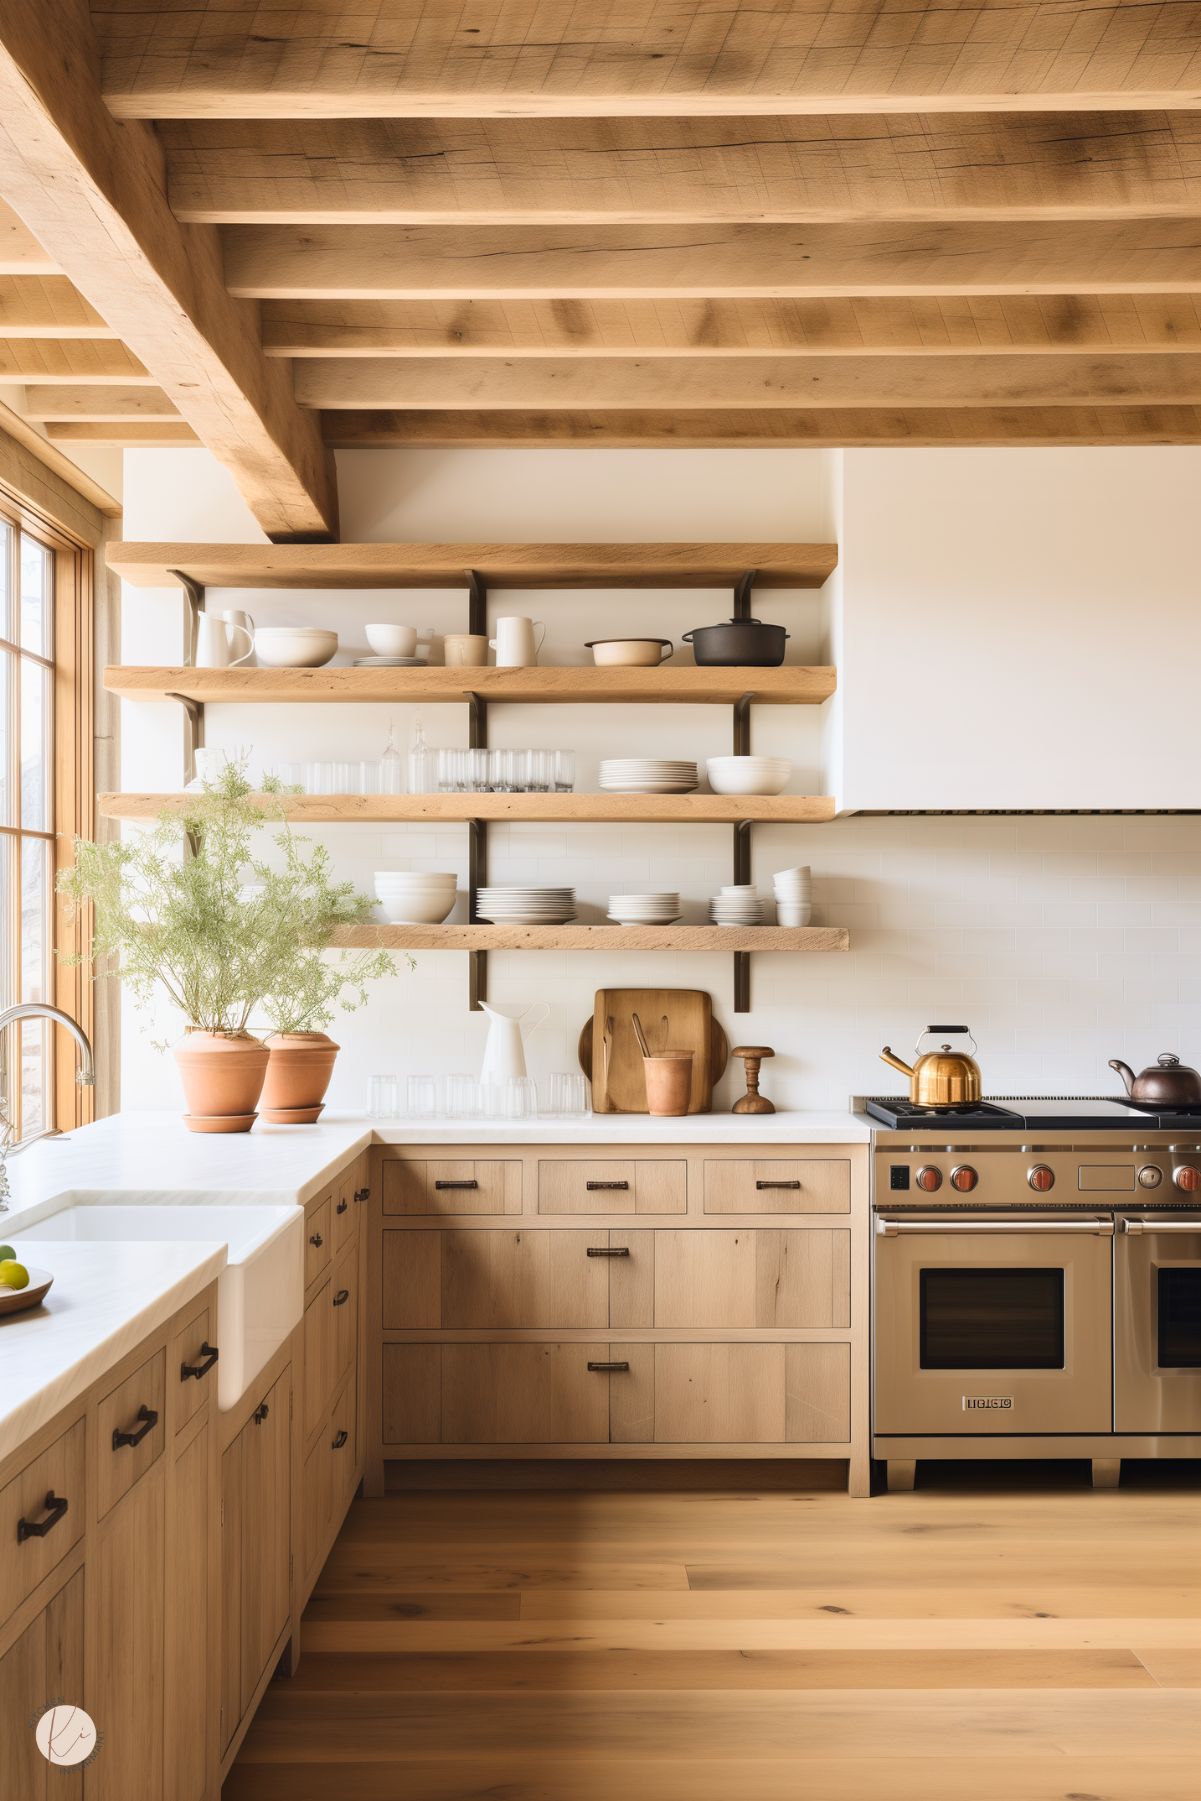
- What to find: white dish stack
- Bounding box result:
[607,891,682,926]
[599,759,699,794]
[476,886,577,924]
[374,870,457,924]
[773,865,813,926]
[708,884,765,927]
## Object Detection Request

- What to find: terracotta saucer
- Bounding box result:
[0,1266,54,1318]
[182,1112,258,1134]
[259,1104,325,1125]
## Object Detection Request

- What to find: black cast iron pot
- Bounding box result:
[682,617,789,667]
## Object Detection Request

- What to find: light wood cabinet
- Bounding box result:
[87,1457,166,1801]
[383,1342,612,1445]
[702,1158,851,1214]
[0,1568,85,1800]
[302,1275,335,1445]
[171,1303,218,1438]
[615,1343,851,1445]
[537,1159,686,1214]
[220,1366,291,1749]
[650,1229,850,1329]
[304,1194,331,1285]
[381,1156,521,1216]
[0,1418,85,1628]
[95,1348,165,1519]
[165,1416,213,1801]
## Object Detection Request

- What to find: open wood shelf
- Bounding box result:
[105,541,838,590]
[331,924,849,952]
[98,792,838,825]
[103,664,836,705]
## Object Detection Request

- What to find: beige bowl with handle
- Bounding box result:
[585,638,674,667]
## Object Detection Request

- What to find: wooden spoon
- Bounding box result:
[630,1011,652,1059]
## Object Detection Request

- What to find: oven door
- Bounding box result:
[1115,1215,1201,1433]
[874,1215,1114,1435]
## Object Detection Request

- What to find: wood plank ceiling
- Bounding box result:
[8,0,1201,533]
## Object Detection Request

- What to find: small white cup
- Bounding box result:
[366,623,426,658]
[776,902,813,927]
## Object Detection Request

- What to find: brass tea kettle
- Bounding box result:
[880,1026,982,1107]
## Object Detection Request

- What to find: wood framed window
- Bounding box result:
[0,483,93,1143]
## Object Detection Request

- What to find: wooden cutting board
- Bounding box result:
[577,988,728,1114]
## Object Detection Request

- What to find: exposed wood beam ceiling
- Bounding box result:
[1,1,1199,461]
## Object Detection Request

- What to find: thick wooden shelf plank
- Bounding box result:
[331,924,849,952]
[98,792,838,824]
[104,540,837,589]
[103,665,836,705]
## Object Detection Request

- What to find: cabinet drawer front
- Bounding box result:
[0,1568,85,1792]
[301,1427,332,1593]
[303,1276,335,1443]
[0,1417,85,1627]
[538,1159,687,1215]
[330,1375,358,1509]
[172,1300,218,1433]
[382,1343,611,1445]
[442,1230,609,1329]
[332,1247,358,1385]
[652,1229,850,1329]
[613,1342,851,1445]
[382,1158,521,1216]
[703,1159,850,1214]
[305,1194,332,1285]
[97,1347,166,1518]
[331,1172,358,1258]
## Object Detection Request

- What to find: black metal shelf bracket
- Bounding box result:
[731,686,757,1013]
[733,569,757,621]
[465,575,489,1009]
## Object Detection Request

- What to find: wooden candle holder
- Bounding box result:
[732,1045,775,1115]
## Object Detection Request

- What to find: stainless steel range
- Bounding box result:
[861,1097,1201,1491]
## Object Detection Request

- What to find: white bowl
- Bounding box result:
[587,638,673,667]
[377,893,456,924]
[706,756,792,796]
[366,623,419,657]
[254,628,338,669]
[776,904,813,926]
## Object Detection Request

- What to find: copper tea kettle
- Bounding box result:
[1109,1052,1201,1107]
[880,1026,983,1106]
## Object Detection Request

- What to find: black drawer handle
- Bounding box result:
[336,1199,349,1215]
[112,1405,158,1450]
[309,1231,324,1247]
[332,1288,350,1307]
[17,1491,68,1543]
[586,1360,630,1372]
[756,1180,801,1190]
[435,1179,478,1190]
[586,1180,629,1191]
[586,1246,631,1257]
[253,1402,270,1425]
[354,1187,370,1204]
[181,1341,219,1382]
[331,1429,349,1450]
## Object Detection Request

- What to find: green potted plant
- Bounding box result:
[58,767,393,1131]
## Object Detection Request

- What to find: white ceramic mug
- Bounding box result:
[444,633,490,667]
[195,613,254,669]
[490,616,546,668]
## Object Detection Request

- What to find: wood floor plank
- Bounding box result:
[1133,1648,1201,1686]
[515,1584,1201,1621]
[313,1551,692,1593]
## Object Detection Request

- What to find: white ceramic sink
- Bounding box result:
[9,1203,303,1411]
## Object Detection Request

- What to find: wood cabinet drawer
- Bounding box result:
[96,1348,166,1519]
[650,1228,850,1329]
[382,1228,611,1329]
[331,1170,357,1257]
[303,1275,335,1444]
[382,1158,521,1216]
[382,1342,611,1445]
[0,1418,85,1627]
[612,1342,851,1445]
[537,1159,686,1215]
[703,1158,851,1214]
[332,1245,357,1385]
[305,1193,332,1285]
[330,1374,358,1507]
[302,1376,359,1587]
[172,1299,219,1433]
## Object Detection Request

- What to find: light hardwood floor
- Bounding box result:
[224,1460,1201,1801]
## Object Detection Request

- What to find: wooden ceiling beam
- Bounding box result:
[163,113,1201,225]
[0,340,151,382]
[0,201,57,275]
[224,221,1201,300]
[94,1,1201,119]
[263,295,1201,358]
[0,276,115,338]
[0,0,337,539]
[45,420,199,444]
[23,385,179,421]
[296,351,1201,411]
[319,404,1201,447]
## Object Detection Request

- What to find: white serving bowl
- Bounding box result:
[254,627,338,669]
[366,623,420,657]
[377,893,456,924]
[586,638,674,667]
[706,756,792,796]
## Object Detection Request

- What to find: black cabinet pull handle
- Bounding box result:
[332,1288,350,1306]
[336,1199,349,1215]
[112,1405,158,1450]
[354,1187,370,1204]
[331,1429,349,1450]
[435,1179,478,1190]
[756,1180,801,1190]
[586,1246,631,1257]
[309,1231,324,1247]
[586,1180,629,1191]
[587,1360,630,1372]
[253,1402,270,1425]
[17,1491,68,1543]
[180,1341,219,1382]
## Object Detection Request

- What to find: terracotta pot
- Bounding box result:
[260,1032,340,1123]
[173,1031,270,1132]
[642,1051,694,1117]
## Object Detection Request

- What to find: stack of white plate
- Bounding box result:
[773,865,812,927]
[476,886,577,924]
[708,884,765,927]
[599,759,698,794]
[375,870,457,924]
[706,755,792,796]
[608,891,681,926]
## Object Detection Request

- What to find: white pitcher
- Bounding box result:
[489,616,546,668]
[478,1000,549,1081]
[195,611,254,668]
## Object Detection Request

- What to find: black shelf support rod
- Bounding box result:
[466,569,489,1005]
[732,687,755,1012]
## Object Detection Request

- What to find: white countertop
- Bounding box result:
[0,1106,866,1458]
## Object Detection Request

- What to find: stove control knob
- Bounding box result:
[915,1166,943,1193]
[1137,1165,1163,1189]
[950,1165,979,1193]
[1028,1164,1056,1193]
[1173,1163,1201,1193]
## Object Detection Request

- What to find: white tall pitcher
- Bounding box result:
[478,1001,549,1081]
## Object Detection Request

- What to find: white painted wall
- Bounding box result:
[117,446,1201,1113]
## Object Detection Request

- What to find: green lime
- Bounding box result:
[0,1245,15,1263]
[0,1259,29,1291]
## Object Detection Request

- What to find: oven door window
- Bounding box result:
[1158,1267,1201,1369]
[920,1268,1065,1370]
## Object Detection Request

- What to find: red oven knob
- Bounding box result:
[1028,1164,1055,1192]
[950,1165,979,1193]
[1173,1163,1201,1193]
[915,1166,943,1192]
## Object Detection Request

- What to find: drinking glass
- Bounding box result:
[438,748,467,793]
[512,750,532,792]
[488,748,514,792]
[407,1074,441,1118]
[541,1071,591,1116]
[367,1074,400,1117]
[527,749,554,793]
[332,760,356,792]
[468,747,491,792]
[554,750,576,792]
[445,1073,480,1119]
[359,761,380,795]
